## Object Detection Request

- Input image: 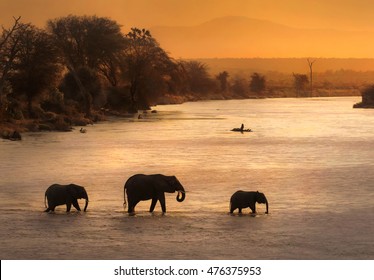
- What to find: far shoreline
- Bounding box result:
[1,95,362,141]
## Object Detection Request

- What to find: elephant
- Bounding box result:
[123,174,186,214]
[44,184,89,212]
[230,190,268,214]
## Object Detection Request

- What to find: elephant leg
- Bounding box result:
[158,193,166,213]
[149,197,158,213]
[46,205,56,212]
[127,204,134,213]
[127,199,138,213]
[238,208,242,214]
[249,204,256,213]
[66,202,72,212]
[72,199,81,211]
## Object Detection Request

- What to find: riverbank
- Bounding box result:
[0,90,362,140]
[0,113,97,140]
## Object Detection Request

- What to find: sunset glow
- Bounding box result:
[2,0,374,58]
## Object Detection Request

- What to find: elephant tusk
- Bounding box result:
[176,191,186,202]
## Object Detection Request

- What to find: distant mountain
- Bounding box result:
[150,16,374,58]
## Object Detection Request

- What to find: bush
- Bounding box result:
[362,85,374,104]
[353,85,374,108]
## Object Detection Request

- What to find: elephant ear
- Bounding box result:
[162,176,178,192]
[164,176,174,183]
[169,176,182,189]
[67,184,79,199]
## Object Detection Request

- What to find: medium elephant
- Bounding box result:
[44,184,89,212]
[230,190,269,214]
[124,174,186,214]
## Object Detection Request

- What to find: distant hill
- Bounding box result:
[150,16,374,58]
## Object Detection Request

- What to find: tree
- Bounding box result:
[249,72,266,95]
[231,77,248,97]
[293,73,309,97]
[122,28,175,111]
[359,85,374,107]
[216,71,229,92]
[47,15,126,116]
[59,66,102,112]
[10,25,61,117]
[181,60,215,94]
[307,58,316,97]
[166,60,189,95]
[0,17,29,120]
[82,16,127,87]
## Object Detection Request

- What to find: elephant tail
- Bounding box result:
[44,193,47,209]
[123,186,127,209]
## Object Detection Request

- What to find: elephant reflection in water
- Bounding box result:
[44,184,89,212]
[124,174,186,214]
[230,190,269,214]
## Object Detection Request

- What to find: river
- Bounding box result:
[0,96,373,259]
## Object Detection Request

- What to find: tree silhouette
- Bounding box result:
[122,28,175,111]
[47,15,126,116]
[181,61,214,94]
[307,58,316,97]
[216,71,229,92]
[10,25,61,117]
[249,72,266,95]
[0,17,28,120]
[231,77,248,97]
[361,85,374,106]
[293,73,309,97]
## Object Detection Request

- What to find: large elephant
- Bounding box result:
[124,174,186,214]
[230,190,269,214]
[44,184,89,212]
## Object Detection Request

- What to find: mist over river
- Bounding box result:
[0,97,373,259]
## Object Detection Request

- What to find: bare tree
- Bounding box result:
[11,26,61,117]
[0,17,28,119]
[0,17,22,48]
[307,58,316,97]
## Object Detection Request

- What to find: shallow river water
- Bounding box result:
[0,96,373,259]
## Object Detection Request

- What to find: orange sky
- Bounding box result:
[2,0,374,58]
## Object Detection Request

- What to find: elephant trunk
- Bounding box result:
[265,198,269,214]
[83,199,88,212]
[83,194,89,212]
[176,191,186,202]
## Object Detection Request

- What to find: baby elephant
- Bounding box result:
[230,190,269,214]
[44,184,89,212]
